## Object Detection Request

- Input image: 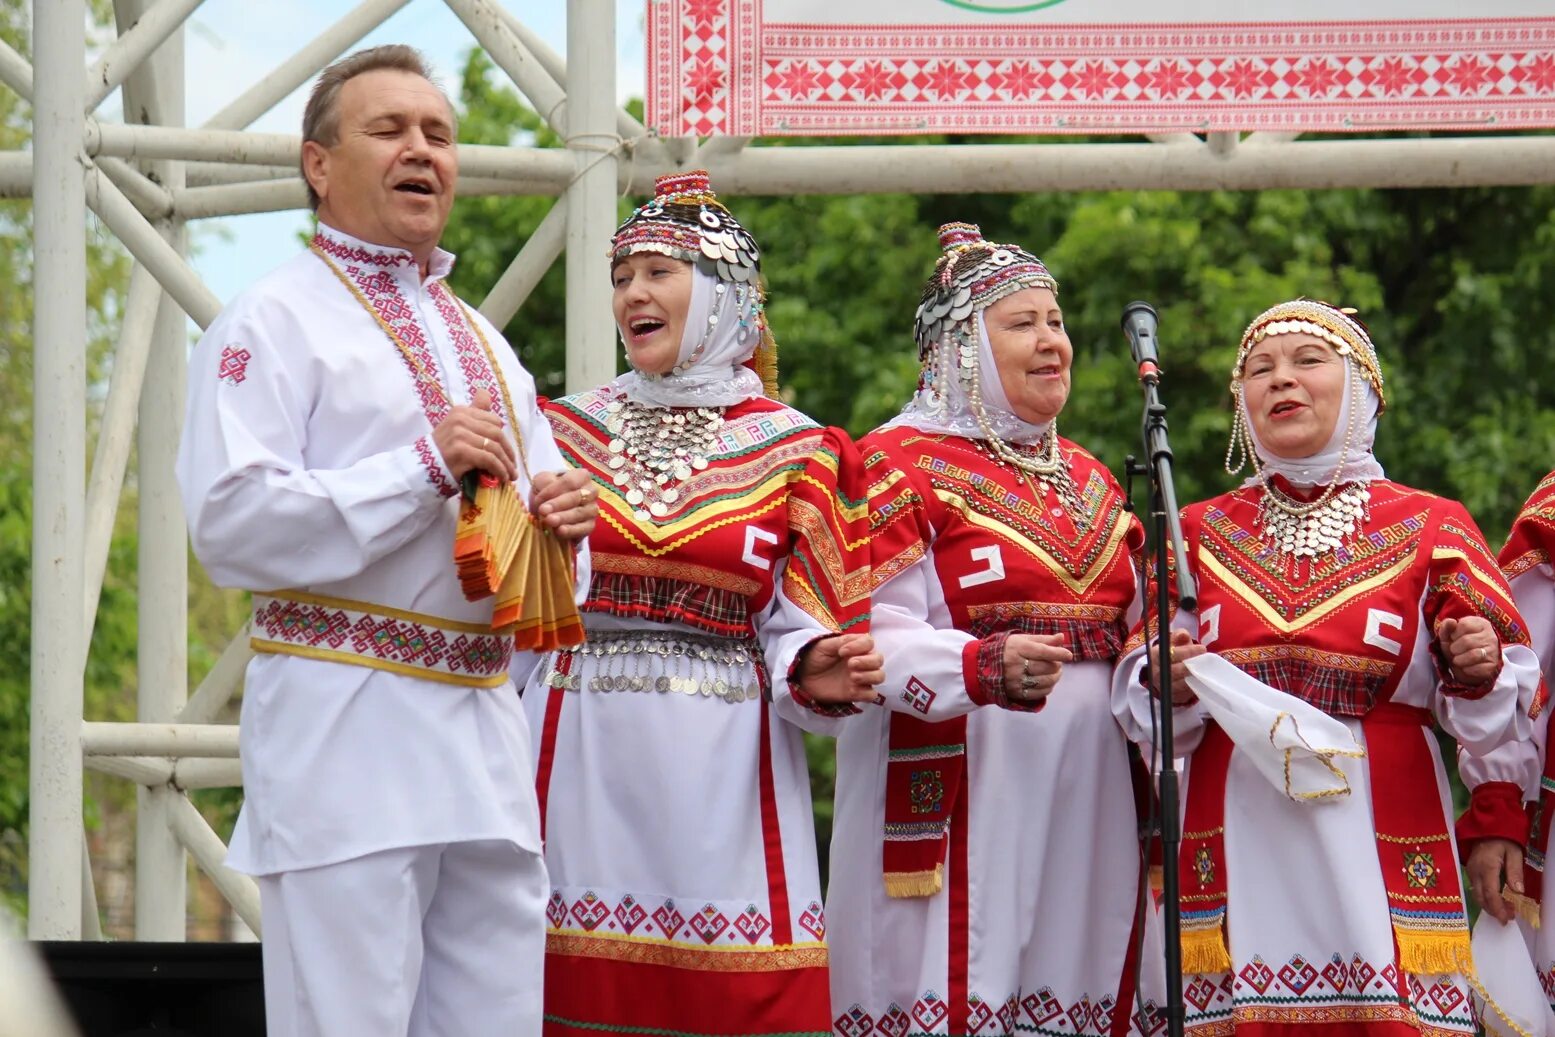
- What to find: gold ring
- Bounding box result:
[481,437,489,451]
[580,486,593,503]
[1480,647,1491,663]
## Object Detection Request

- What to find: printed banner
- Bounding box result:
[646,0,1555,136]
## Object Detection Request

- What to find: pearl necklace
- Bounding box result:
[604,397,724,520]
[971,434,1088,530]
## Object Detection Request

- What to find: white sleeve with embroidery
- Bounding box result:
[177,300,457,591]
[1110,605,1209,762]
[1458,565,1555,799]
[756,556,852,736]
[869,552,983,721]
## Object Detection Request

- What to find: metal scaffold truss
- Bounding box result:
[14,0,1555,944]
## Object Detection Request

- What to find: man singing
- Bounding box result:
[176,45,596,1036]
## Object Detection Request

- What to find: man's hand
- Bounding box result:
[797,633,884,705]
[1467,837,1526,924]
[432,388,517,482]
[530,468,598,543]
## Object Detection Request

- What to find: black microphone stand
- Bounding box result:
[1120,301,1196,1037]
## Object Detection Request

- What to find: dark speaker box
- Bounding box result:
[37,941,265,1037]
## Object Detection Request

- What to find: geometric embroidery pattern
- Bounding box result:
[1402,849,1440,889]
[251,595,511,680]
[415,435,459,499]
[903,676,936,715]
[649,2,1555,137]
[217,345,251,386]
[908,768,945,816]
[312,233,502,429]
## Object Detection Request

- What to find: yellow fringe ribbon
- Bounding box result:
[1394,925,1472,977]
[755,329,780,400]
[1181,924,1232,976]
[883,865,943,899]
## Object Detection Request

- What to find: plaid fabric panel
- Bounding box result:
[584,571,752,638]
[965,612,1127,664]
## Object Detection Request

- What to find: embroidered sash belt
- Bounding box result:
[250,590,513,688]
[543,628,767,705]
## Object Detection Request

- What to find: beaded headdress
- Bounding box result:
[914,221,1058,359]
[1225,298,1387,559]
[899,222,1082,517]
[1231,298,1385,411]
[609,170,776,396]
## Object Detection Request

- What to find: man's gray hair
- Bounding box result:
[300,44,455,211]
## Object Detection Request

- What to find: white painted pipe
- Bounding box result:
[82,721,241,758]
[83,262,160,643]
[480,199,566,329]
[627,136,1555,193]
[163,790,262,936]
[85,165,222,327]
[498,6,651,146]
[80,831,103,940]
[0,151,31,196]
[96,155,174,219]
[85,755,174,785]
[85,0,205,112]
[202,0,411,131]
[176,622,251,725]
[29,0,88,941]
[565,0,618,394]
[444,0,569,136]
[184,161,297,187]
[172,758,244,790]
[0,35,32,102]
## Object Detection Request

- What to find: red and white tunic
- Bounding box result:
[1114,478,1540,1036]
[526,389,922,1037]
[1464,471,1555,1007]
[827,427,1151,1037]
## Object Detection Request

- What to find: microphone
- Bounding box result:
[1120,301,1161,383]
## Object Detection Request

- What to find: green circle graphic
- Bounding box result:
[937,0,1069,11]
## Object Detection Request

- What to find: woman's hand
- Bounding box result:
[796,633,884,705]
[1438,616,1500,686]
[1467,837,1525,924]
[1147,629,1205,706]
[530,468,598,543]
[1002,633,1072,704]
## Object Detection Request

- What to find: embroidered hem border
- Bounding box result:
[250,590,511,688]
[546,930,827,972]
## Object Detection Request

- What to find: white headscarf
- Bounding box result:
[1242,355,1386,489]
[880,312,1054,445]
[611,266,765,409]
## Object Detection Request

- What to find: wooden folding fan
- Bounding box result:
[454,474,585,651]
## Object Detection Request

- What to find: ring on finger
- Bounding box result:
[1021,656,1032,676]
[1480,647,1491,663]
[579,486,593,503]
[481,437,489,451]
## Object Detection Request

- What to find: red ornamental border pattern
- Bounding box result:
[647,3,1555,135]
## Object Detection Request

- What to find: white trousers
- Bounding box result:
[257,840,546,1037]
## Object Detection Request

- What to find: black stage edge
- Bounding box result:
[38,940,264,1037]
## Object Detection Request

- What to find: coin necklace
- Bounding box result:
[604,397,725,520]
